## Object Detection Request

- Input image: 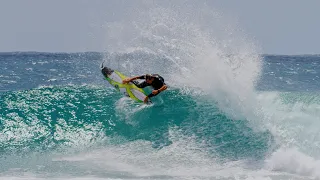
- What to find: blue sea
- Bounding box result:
[1,4,320,180]
[1,52,320,180]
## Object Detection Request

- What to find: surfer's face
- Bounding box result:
[146,77,154,84]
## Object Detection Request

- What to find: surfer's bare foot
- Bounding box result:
[143,96,149,103]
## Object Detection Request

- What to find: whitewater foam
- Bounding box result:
[104,1,263,123]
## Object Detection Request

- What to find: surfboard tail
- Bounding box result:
[101,66,114,78]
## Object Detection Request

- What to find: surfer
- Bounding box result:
[123,74,167,103]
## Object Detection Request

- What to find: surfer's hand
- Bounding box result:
[152,90,159,95]
[144,96,149,103]
[122,78,130,84]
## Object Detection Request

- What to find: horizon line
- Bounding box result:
[0,51,319,56]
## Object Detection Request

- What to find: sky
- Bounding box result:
[0,0,319,54]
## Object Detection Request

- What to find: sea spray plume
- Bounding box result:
[104,1,264,123]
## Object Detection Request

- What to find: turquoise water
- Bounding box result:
[0,84,272,159]
[2,2,320,179]
[1,52,320,179]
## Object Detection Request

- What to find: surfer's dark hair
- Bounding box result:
[146,74,153,80]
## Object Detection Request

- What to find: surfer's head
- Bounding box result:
[146,74,154,84]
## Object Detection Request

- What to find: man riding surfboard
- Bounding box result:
[123,74,167,103]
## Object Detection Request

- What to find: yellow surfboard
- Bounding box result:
[101,65,151,103]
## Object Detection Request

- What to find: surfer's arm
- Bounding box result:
[148,84,167,98]
[123,75,145,84]
[158,84,167,93]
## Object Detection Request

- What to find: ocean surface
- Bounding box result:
[1,52,320,180]
[2,3,320,180]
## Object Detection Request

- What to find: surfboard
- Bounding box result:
[100,64,151,103]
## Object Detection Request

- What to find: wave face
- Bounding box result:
[0,84,272,158]
[1,2,320,180]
